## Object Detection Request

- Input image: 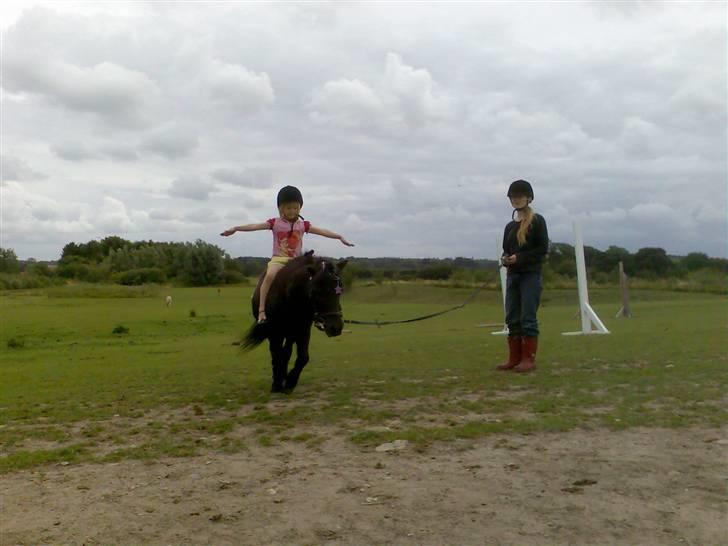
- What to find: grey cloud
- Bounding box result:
[168,176,215,201]
[52,142,140,162]
[149,209,176,221]
[31,205,60,221]
[51,143,99,161]
[225,210,248,222]
[184,208,219,223]
[141,129,199,159]
[212,168,273,188]
[390,177,415,203]
[102,146,139,162]
[1,156,47,182]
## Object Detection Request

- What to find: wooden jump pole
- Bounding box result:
[615,261,632,318]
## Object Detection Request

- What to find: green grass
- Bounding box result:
[0,282,725,472]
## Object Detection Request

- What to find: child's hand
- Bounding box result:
[503,254,517,265]
[220,228,236,236]
[340,237,355,247]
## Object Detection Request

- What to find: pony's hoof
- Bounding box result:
[284,376,299,392]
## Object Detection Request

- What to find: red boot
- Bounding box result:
[514,336,538,373]
[496,336,522,371]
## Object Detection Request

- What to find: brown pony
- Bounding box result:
[242,251,347,393]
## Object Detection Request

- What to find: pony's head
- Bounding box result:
[307,257,347,337]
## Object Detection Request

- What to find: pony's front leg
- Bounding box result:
[268,335,288,393]
[284,326,311,394]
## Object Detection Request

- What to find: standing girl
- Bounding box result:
[221,185,354,323]
[496,180,549,373]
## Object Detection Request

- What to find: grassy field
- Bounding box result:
[1,282,725,473]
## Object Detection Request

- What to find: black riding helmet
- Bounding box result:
[277,185,303,207]
[507,179,534,201]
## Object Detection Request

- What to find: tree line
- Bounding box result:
[1,237,726,290]
[1,238,242,288]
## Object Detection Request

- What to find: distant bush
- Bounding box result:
[26,262,55,277]
[629,269,727,295]
[7,337,25,349]
[112,325,130,334]
[419,265,453,281]
[0,273,64,290]
[189,309,197,318]
[0,248,20,273]
[339,266,355,291]
[57,237,228,287]
[683,268,727,293]
[222,270,246,285]
[114,267,167,285]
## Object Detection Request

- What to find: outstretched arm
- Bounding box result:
[308,225,355,247]
[220,222,270,236]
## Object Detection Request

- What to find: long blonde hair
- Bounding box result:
[516,206,535,246]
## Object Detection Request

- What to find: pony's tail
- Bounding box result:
[241,321,268,351]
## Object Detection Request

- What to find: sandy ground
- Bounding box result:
[1,426,726,546]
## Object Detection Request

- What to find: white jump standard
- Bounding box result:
[562,221,610,336]
[492,239,509,336]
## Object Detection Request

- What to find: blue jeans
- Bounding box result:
[505,271,542,337]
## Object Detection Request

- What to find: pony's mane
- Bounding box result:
[274,252,332,286]
[282,252,339,272]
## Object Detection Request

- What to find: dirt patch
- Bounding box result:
[2,426,725,545]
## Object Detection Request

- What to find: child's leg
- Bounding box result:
[258,263,285,322]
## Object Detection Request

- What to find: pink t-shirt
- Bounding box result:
[267,217,311,258]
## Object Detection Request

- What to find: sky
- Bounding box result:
[1,1,726,261]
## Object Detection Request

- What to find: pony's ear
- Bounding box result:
[336,259,348,272]
[303,250,316,263]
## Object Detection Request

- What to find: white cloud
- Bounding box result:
[3,55,159,126]
[204,59,275,113]
[619,117,662,158]
[95,196,133,232]
[383,53,451,126]
[0,181,94,251]
[310,79,386,128]
[309,53,451,130]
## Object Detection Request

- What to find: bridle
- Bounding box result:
[309,261,344,331]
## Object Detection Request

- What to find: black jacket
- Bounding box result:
[502,213,549,273]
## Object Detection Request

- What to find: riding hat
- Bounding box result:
[277,186,304,207]
[507,179,534,201]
